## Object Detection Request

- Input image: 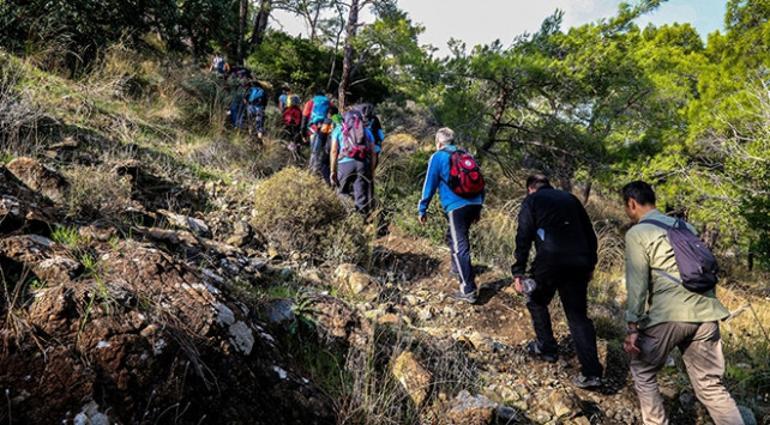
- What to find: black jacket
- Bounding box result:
[511,186,598,278]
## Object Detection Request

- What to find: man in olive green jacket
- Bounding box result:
[621,181,743,425]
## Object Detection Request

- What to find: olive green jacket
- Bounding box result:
[624,210,730,329]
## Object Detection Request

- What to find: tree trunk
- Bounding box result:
[326,15,345,92]
[237,0,249,64]
[338,0,359,110]
[309,2,323,42]
[251,0,272,47]
[582,179,592,205]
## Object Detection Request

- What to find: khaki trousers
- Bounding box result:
[629,321,744,425]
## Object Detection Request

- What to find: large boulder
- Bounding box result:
[7,157,69,203]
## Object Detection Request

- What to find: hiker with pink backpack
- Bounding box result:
[417,127,485,304]
[329,108,377,214]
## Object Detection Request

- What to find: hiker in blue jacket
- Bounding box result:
[418,127,484,304]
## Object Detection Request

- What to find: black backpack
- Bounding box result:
[642,219,719,293]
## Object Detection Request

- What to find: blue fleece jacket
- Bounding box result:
[418,146,484,217]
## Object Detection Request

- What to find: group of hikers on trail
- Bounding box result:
[210,54,386,212]
[418,128,746,425]
[210,54,745,424]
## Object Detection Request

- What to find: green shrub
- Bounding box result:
[51,226,83,249]
[390,192,445,245]
[251,167,370,264]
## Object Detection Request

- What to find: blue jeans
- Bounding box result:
[445,204,482,295]
[248,105,265,134]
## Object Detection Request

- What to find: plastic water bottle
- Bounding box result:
[522,278,537,295]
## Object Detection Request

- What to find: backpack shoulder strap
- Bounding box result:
[640,219,670,231]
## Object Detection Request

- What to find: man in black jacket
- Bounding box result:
[511,174,603,389]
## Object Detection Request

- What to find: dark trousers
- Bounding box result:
[444,204,482,295]
[337,160,371,213]
[526,269,603,378]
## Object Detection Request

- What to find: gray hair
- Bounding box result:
[435,127,455,146]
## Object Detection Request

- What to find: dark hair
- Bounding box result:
[526,174,550,191]
[622,181,656,206]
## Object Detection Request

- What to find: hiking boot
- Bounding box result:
[451,291,477,305]
[572,374,603,390]
[526,340,558,363]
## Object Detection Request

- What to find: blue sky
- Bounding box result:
[272,0,728,55]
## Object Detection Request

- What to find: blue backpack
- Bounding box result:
[643,219,719,293]
[248,87,265,105]
[310,95,330,124]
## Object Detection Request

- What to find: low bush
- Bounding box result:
[251,167,370,264]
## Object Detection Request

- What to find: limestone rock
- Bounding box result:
[0,195,25,234]
[158,209,212,238]
[7,157,69,203]
[566,416,591,425]
[446,390,497,425]
[73,401,109,425]
[226,220,253,247]
[392,351,433,407]
[547,389,580,419]
[334,263,376,295]
[33,256,82,283]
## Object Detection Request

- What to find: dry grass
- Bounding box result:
[472,204,519,268]
[0,264,45,355]
[62,164,133,218]
[595,224,626,273]
[0,53,50,154]
[336,325,479,425]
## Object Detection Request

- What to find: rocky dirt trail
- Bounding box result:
[359,234,647,424]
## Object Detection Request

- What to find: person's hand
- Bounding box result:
[513,276,523,293]
[331,172,339,187]
[418,214,428,225]
[623,332,640,356]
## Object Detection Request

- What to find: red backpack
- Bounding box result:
[282,106,302,127]
[447,149,485,198]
